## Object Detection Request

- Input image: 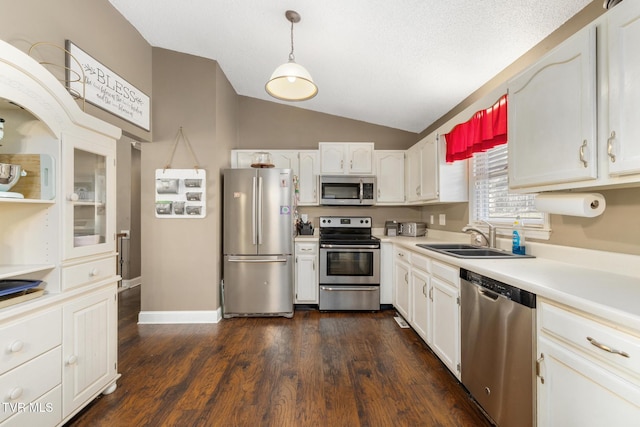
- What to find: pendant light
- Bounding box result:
[265,10,318,102]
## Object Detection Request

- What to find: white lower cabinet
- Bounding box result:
[62,285,118,419]
[294,242,318,304]
[393,248,411,321]
[393,245,461,379]
[537,299,640,426]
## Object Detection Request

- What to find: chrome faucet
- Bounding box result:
[462,220,496,248]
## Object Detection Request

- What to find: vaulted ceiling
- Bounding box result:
[109,0,594,133]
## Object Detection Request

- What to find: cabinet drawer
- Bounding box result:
[295,243,317,255]
[431,260,458,286]
[0,308,62,375]
[1,385,61,427]
[62,257,116,291]
[410,253,431,273]
[395,247,411,263]
[0,347,61,423]
[539,301,640,379]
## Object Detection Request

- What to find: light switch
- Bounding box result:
[439,214,446,226]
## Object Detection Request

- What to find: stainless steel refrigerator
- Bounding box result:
[222,168,294,318]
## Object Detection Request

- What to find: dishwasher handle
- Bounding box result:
[479,288,499,301]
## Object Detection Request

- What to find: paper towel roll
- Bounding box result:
[534,193,606,217]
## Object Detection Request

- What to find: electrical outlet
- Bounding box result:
[439,214,446,226]
[120,230,130,239]
[430,215,434,225]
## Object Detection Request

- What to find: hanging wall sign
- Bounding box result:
[66,40,150,131]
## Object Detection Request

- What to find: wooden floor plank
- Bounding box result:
[65,287,491,426]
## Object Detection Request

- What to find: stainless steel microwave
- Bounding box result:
[320,175,376,206]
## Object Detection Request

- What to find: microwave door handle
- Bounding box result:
[359,179,363,204]
[252,176,257,245]
[257,176,263,245]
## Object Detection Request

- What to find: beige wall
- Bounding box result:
[0,0,152,142]
[238,97,418,150]
[141,48,237,311]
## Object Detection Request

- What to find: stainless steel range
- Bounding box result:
[318,216,380,311]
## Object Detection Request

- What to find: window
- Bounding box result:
[470,144,550,238]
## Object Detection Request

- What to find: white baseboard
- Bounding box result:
[119,276,142,291]
[138,307,222,324]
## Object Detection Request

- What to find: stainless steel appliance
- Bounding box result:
[318,216,380,310]
[399,222,427,237]
[222,168,294,318]
[319,175,376,206]
[460,268,536,427]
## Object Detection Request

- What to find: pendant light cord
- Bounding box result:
[289,18,295,61]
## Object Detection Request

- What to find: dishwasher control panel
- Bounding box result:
[460,268,536,308]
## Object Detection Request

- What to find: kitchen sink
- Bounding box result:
[416,243,535,259]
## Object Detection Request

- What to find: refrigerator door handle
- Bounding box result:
[252,176,257,245]
[257,175,263,245]
[227,258,288,263]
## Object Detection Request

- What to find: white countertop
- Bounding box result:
[383,233,640,334]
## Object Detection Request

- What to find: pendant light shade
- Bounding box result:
[266,10,318,102]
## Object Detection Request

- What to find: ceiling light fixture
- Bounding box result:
[265,10,318,102]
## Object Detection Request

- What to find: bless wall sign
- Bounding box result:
[66,40,150,131]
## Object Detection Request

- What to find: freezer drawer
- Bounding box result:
[223,255,293,318]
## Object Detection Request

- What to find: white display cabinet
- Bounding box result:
[0,40,120,426]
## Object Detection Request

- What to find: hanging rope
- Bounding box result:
[163,127,201,171]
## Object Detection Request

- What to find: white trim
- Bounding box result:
[119,276,142,291]
[138,308,222,324]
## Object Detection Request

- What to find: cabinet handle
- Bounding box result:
[404,273,408,283]
[422,284,427,297]
[90,268,100,277]
[350,160,353,170]
[68,193,79,202]
[398,252,404,257]
[7,340,23,353]
[378,188,381,198]
[607,131,616,163]
[429,287,433,301]
[313,261,315,270]
[300,248,313,252]
[415,185,420,196]
[67,355,78,366]
[586,336,630,358]
[7,387,23,401]
[536,353,545,384]
[579,140,588,168]
[340,160,344,170]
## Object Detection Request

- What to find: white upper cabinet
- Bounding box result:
[508,24,598,190]
[319,142,374,175]
[297,150,319,205]
[404,134,467,204]
[508,2,640,192]
[606,1,640,177]
[374,150,405,204]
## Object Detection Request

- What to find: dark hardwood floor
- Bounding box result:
[66,286,491,426]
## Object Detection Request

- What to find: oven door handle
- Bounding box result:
[320,244,379,249]
[320,286,380,291]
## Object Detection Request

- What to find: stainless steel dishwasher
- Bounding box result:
[460,268,536,427]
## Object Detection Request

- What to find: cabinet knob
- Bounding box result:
[68,193,79,202]
[7,387,23,401]
[67,355,78,366]
[7,340,23,353]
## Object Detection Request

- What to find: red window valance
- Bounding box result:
[444,94,508,163]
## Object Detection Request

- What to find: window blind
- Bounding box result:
[471,144,543,224]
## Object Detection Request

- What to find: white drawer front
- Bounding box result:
[431,260,458,286]
[0,308,61,375]
[540,301,640,379]
[395,247,411,263]
[62,257,116,291]
[410,253,431,273]
[1,385,61,427]
[295,243,317,255]
[0,347,61,423]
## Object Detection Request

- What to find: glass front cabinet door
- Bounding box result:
[63,133,116,259]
